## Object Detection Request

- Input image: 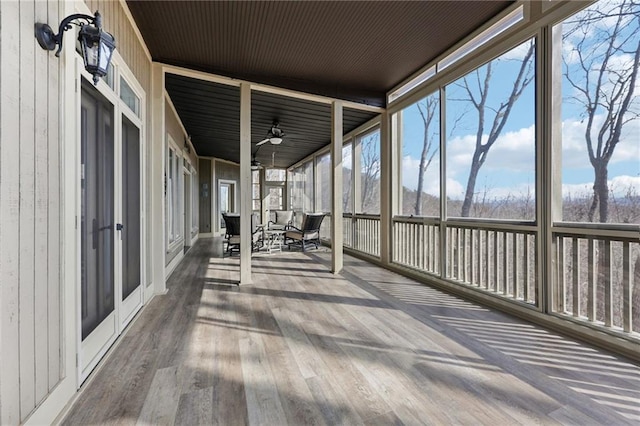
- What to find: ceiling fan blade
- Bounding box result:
[256,138,269,146]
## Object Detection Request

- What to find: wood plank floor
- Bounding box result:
[62,239,640,425]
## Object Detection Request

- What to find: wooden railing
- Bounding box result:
[343,214,380,257]
[445,220,538,306]
[343,214,353,248]
[553,224,640,335]
[392,217,440,275]
[333,213,639,340]
[392,217,538,306]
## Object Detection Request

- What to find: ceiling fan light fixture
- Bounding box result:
[269,137,283,145]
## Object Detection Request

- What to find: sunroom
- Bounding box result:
[0,0,638,424]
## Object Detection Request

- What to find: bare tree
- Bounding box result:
[361,133,381,213]
[414,95,439,215]
[454,41,535,217]
[343,170,352,211]
[562,0,640,223]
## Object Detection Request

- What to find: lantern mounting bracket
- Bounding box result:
[35,12,100,57]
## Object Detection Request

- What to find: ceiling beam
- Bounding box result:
[159,62,385,114]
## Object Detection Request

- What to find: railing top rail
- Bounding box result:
[553,224,639,242]
[446,219,537,233]
[393,216,536,232]
[393,215,440,225]
[343,213,381,220]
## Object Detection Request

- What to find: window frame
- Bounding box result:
[166,135,183,250]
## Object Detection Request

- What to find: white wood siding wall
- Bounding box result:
[1,0,154,424]
[0,1,62,423]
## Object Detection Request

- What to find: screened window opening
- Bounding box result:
[445,38,536,220]
[557,0,640,225]
[398,91,441,217]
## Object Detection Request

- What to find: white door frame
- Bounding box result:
[76,51,147,384]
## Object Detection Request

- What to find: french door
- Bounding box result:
[79,79,143,382]
[120,116,142,326]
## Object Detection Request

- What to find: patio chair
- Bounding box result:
[268,210,294,231]
[222,213,263,255]
[284,213,326,251]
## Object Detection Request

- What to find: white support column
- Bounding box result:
[395,110,404,214]
[239,83,252,284]
[150,63,166,295]
[353,137,362,214]
[380,111,392,265]
[260,167,268,224]
[211,159,217,234]
[543,25,564,312]
[439,86,447,279]
[331,101,344,273]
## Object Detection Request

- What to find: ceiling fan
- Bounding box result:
[256,121,285,146]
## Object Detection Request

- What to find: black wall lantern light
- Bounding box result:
[35,11,116,85]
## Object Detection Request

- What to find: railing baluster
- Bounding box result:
[431,225,435,272]
[401,221,406,265]
[478,229,483,287]
[395,221,400,263]
[523,234,529,302]
[407,222,411,266]
[493,231,498,292]
[512,232,518,299]
[396,221,400,263]
[376,220,379,256]
[470,229,476,286]
[436,225,440,274]
[419,223,424,270]
[461,228,467,282]
[449,227,453,278]
[503,231,508,295]
[366,219,370,254]
[604,239,612,327]
[397,221,402,264]
[412,223,417,268]
[572,237,580,318]
[587,238,595,321]
[623,241,631,333]
[485,230,489,290]
[424,223,429,271]
[424,224,433,272]
[457,227,462,280]
[531,235,540,306]
[558,236,565,313]
[415,222,419,267]
[455,227,460,279]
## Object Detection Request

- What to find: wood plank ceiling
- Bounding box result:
[129,0,514,168]
[166,74,377,168]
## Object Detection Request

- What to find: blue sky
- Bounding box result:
[399,7,639,202]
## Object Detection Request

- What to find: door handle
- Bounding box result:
[116,223,124,231]
[92,218,98,250]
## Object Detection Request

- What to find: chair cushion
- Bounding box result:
[274,210,293,225]
[285,230,319,240]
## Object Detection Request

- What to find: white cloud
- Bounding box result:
[401,155,440,194]
[500,40,534,61]
[562,175,640,197]
[446,178,465,199]
[446,125,536,177]
[561,115,640,169]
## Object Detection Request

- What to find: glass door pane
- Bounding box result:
[81,83,115,340]
[122,116,141,300]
